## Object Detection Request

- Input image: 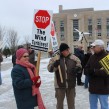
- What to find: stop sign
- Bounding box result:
[34,10,50,29]
[50,23,55,36]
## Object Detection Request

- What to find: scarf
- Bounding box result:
[16,59,46,109]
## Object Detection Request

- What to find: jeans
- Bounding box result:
[89,93,109,109]
[84,75,89,88]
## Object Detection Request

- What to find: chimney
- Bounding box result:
[59,5,63,13]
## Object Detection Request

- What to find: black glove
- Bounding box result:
[53,60,60,67]
[72,67,82,73]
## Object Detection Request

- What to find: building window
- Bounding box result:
[97,18,102,37]
[107,29,109,37]
[97,18,102,25]
[60,20,65,40]
[88,19,92,25]
[73,19,79,41]
[97,32,101,36]
[88,19,92,36]
[106,18,109,38]
[106,18,109,25]
[107,41,109,45]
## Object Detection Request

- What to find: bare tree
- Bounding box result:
[24,35,31,49]
[0,26,6,51]
[0,26,6,85]
[6,29,19,54]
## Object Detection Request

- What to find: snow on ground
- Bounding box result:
[1,56,12,64]
[0,56,100,109]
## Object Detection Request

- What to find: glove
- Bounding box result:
[53,60,60,67]
[31,76,41,86]
[35,78,41,88]
[72,67,82,73]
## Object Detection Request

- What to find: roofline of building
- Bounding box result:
[56,5,109,14]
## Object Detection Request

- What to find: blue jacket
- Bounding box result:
[11,64,38,109]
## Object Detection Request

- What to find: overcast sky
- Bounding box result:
[0,0,109,44]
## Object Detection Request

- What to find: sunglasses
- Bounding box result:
[23,55,29,58]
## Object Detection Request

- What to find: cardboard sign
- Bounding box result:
[50,22,59,54]
[99,54,109,74]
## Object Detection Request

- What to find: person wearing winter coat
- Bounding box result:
[84,46,92,88]
[84,39,109,109]
[47,43,82,109]
[12,54,16,67]
[74,44,85,85]
[0,53,3,85]
[12,45,23,67]
[11,48,45,109]
[28,47,37,66]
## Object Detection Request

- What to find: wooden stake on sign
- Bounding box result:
[55,54,63,83]
[36,51,41,76]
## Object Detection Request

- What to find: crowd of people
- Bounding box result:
[47,39,109,109]
[0,39,109,109]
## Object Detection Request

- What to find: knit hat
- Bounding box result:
[59,43,69,52]
[16,48,28,60]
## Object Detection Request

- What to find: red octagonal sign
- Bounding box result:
[51,23,55,36]
[34,10,50,29]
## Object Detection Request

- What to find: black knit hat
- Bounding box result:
[59,43,69,52]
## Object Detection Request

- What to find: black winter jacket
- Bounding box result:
[85,50,109,94]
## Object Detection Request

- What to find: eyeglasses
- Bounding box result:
[23,55,29,58]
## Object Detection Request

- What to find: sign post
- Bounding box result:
[36,51,41,76]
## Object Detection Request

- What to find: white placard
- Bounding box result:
[31,9,53,52]
[50,22,59,54]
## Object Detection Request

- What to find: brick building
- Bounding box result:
[53,5,109,52]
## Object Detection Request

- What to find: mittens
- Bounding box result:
[32,76,41,87]
[35,78,41,88]
[72,67,82,73]
[32,76,38,85]
[53,60,60,67]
